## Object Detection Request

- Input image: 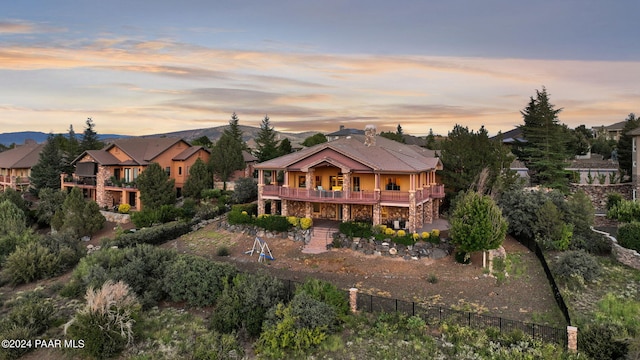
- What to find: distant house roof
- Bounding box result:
[75,137,192,166]
[172,146,209,161]
[326,126,365,137]
[0,143,44,169]
[601,121,627,131]
[627,126,640,136]
[491,128,526,144]
[255,134,441,173]
[242,150,258,163]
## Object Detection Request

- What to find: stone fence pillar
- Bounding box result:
[567,326,578,353]
[349,288,358,314]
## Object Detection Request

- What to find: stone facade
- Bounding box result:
[352,204,373,222]
[286,200,307,217]
[381,206,409,227]
[569,183,633,212]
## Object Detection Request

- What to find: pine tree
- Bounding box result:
[136,163,176,209]
[516,87,569,190]
[80,118,104,152]
[277,137,293,156]
[52,187,105,237]
[183,158,212,199]
[209,114,246,190]
[227,112,246,150]
[617,113,640,179]
[30,134,66,194]
[255,115,279,162]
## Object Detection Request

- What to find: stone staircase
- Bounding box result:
[302,225,336,254]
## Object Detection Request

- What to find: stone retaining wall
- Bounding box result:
[100,210,131,224]
[569,183,633,212]
[591,227,640,270]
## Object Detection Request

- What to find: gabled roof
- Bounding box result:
[103,137,188,165]
[491,127,525,144]
[81,149,121,165]
[603,121,627,131]
[242,150,258,162]
[0,143,44,169]
[255,135,441,173]
[326,128,365,137]
[173,146,210,161]
[627,126,640,136]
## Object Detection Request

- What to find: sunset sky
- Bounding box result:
[2,1,639,137]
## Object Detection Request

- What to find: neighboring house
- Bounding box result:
[629,127,640,186]
[254,126,444,233]
[326,125,365,141]
[592,121,627,141]
[0,141,43,192]
[490,127,526,145]
[214,150,259,190]
[62,137,209,210]
[566,156,619,184]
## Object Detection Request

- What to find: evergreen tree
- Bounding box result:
[209,114,246,190]
[227,112,246,150]
[136,163,176,209]
[80,117,104,152]
[0,199,28,237]
[617,113,640,179]
[277,137,293,156]
[30,134,66,194]
[35,188,67,226]
[183,158,212,199]
[516,87,569,190]
[255,115,279,162]
[301,133,327,147]
[450,190,508,267]
[51,187,105,237]
[439,125,517,196]
[425,128,437,150]
[191,136,213,148]
[396,124,403,135]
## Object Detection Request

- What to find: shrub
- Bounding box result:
[421,231,430,239]
[617,222,640,252]
[2,242,60,285]
[2,291,56,336]
[108,220,192,247]
[201,188,222,200]
[227,210,252,225]
[295,278,349,317]
[607,199,640,222]
[254,215,292,232]
[578,323,628,360]
[287,216,300,227]
[231,203,258,216]
[231,177,257,204]
[300,217,313,230]
[553,250,602,283]
[65,280,141,359]
[195,203,222,220]
[130,208,158,228]
[118,203,131,214]
[163,255,237,307]
[607,192,624,211]
[339,221,373,238]
[216,246,230,257]
[455,251,470,264]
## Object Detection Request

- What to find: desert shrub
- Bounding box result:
[156,204,182,223]
[254,215,292,232]
[201,188,222,200]
[2,242,61,285]
[231,203,258,216]
[179,198,197,220]
[231,177,258,204]
[108,220,192,247]
[289,292,337,330]
[118,203,131,214]
[534,200,573,250]
[195,203,222,220]
[607,199,640,222]
[256,302,329,358]
[295,278,349,317]
[617,222,640,252]
[40,231,86,270]
[339,221,373,238]
[130,208,157,228]
[393,233,415,246]
[578,323,628,360]
[607,192,623,211]
[65,280,141,359]
[210,272,287,337]
[163,255,237,307]
[193,331,244,360]
[300,217,313,230]
[0,230,38,263]
[553,250,602,283]
[1,292,56,336]
[216,246,230,257]
[0,325,33,359]
[227,210,252,225]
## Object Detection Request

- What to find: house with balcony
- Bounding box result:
[62,137,209,210]
[0,141,43,192]
[255,126,444,233]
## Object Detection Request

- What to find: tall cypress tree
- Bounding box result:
[136,163,176,209]
[80,118,104,152]
[209,113,246,190]
[30,134,66,195]
[516,88,569,190]
[183,158,212,199]
[616,113,640,179]
[255,115,279,162]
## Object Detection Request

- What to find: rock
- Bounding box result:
[389,248,398,255]
[430,248,448,260]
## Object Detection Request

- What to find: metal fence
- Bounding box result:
[356,292,567,346]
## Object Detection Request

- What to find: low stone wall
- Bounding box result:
[569,183,633,212]
[100,210,131,224]
[591,227,640,271]
[216,220,312,243]
[331,232,454,260]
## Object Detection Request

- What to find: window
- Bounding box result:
[329,175,343,189]
[165,167,171,176]
[313,203,320,213]
[386,177,400,191]
[315,175,322,187]
[299,175,306,188]
[353,176,360,191]
[178,167,182,175]
[634,138,637,153]
[124,168,131,182]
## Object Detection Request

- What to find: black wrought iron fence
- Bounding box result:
[357,292,567,346]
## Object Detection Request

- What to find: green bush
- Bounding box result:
[553,250,602,283]
[231,177,258,204]
[289,292,337,330]
[108,220,192,247]
[339,221,373,238]
[130,208,158,228]
[65,280,141,359]
[163,255,237,307]
[617,222,640,252]
[2,292,56,336]
[216,246,230,257]
[195,203,222,220]
[201,188,222,200]
[295,278,349,317]
[231,203,258,216]
[607,199,640,223]
[254,215,292,232]
[607,192,624,211]
[2,242,61,285]
[578,323,628,360]
[227,210,252,225]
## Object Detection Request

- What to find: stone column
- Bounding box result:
[408,191,416,233]
[567,326,578,353]
[349,288,358,314]
[257,184,265,215]
[306,169,314,190]
[342,204,350,222]
[342,172,351,198]
[425,199,433,224]
[271,200,278,215]
[305,202,312,218]
[372,203,381,226]
[281,199,288,216]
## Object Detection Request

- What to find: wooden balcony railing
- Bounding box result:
[0,175,30,186]
[262,184,445,203]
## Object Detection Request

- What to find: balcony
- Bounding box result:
[0,175,30,188]
[62,175,97,187]
[262,184,445,203]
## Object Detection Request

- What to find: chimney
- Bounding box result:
[364,125,377,147]
[339,125,345,131]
